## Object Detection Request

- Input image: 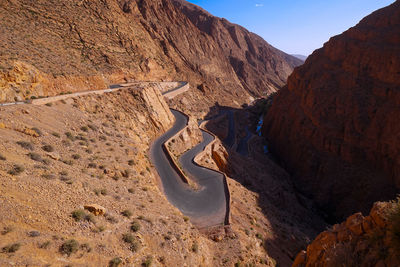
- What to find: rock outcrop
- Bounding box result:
[0,0,301,107]
[293,201,400,267]
[84,204,106,216]
[172,0,301,96]
[263,1,400,221]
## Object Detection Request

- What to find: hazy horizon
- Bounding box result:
[186,0,395,56]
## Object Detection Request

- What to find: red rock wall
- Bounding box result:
[263,1,400,221]
[293,201,400,267]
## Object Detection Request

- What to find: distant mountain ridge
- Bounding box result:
[0,0,301,109]
[291,54,308,61]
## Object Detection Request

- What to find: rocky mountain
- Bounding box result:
[263,1,400,222]
[291,54,307,61]
[0,0,301,109]
[172,0,302,96]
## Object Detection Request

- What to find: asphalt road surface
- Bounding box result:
[150,110,227,227]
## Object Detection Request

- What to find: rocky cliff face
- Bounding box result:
[0,0,300,106]
[293,200,400,267]
[172,0,301,96]
[263,1,400,221]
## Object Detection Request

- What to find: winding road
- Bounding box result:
[0,81,229,228]
[150,110,228,228]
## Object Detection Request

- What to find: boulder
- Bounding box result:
[84,204,106,216]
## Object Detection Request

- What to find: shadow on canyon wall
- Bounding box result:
[203,101,327,266]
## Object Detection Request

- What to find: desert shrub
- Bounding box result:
[80,243,92,253]
[122,233,135,244]
[121,169,130,178]
[85,213,96,223]
[31,127,42,136]
[109,257,122,267]
[28,230,40,237]
[60,239,79,256]
[45,103,52,107]
[88,124,97,131]
[88,162,97,168]
[80,126,88,132]
[28,152,43,162]
[62,140,71,146]
[121,210,133,218]
[42,173,56,180]
[183,216,189,222]
[1,226,14,235]
[128,160,135,166]
[191,242,199,253]
[94,188,107,196]
[71,209,95,222]
[8,164,25,175]
[2,243,21,253]
[0,154,6,161]
[112,174,120,181]
[95,225,106,233]
[42,144,54,152]
[72,209,86,221]
[128,188,135,194]
[76,134,88,141]
[16,141,34,150]
[65,132,75,141]
[78,141,87,146]
[130,220,141,232]
[51,132,60,138]
[72,154,81,160]
[142,256,153,267]
[106,214,119,224]
[129,240,140,252]
[39,241,51,249]
[61,159,74,165]
[60,176,73,184]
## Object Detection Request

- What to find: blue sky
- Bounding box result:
[186,0,395,55]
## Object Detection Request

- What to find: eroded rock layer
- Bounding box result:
[263,1,400,221]
[293,201,400,267]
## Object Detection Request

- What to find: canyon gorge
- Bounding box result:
[0,0,399,266]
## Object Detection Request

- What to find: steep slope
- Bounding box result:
[293,200,400,267]
[263,1,400,222]
[172,0,302,96]
[0,0,300,109]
